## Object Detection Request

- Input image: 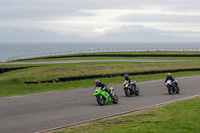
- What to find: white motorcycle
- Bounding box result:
[165,80,180,95]
[123,80,139,97]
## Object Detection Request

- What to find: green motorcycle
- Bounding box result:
[94,87,118,106]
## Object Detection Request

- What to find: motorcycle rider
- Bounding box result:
[124,74,136,88]
[95,79,113,96]
[165,73,179,87]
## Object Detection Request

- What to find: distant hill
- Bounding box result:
[87,26,200,42]
[0,27,200,42]
[0,27,84,42]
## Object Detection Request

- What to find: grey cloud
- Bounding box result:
[0,0,137,19]
[1,0,200,41]
[116,14,200,23]
[1,0,200,19]
[0,0,99,19]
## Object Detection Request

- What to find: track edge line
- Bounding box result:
[36,94,200,133]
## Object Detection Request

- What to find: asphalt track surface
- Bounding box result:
[0,75,200,133]
[0,59,189,65]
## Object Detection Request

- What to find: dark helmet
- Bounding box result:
[124,74,129,80]
[95,79,100,85]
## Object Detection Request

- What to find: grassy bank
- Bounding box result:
[1,61,200,83]
[7,51,200,62]
[0,51,199,98]
[58,97,200,133]
[6,56,200,62]
[0,71,200,98]
[81,51,200,55]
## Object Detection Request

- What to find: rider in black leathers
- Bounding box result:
[95,79,112,95]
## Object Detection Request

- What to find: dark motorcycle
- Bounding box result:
[123,80,139,97]
[165,80,180,95]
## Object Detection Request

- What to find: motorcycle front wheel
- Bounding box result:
[96,95,105,106]
[124,89,131,97]
[112,94,118,104]
[168,86,173,95]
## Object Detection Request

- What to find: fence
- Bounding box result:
[6,48,200,62]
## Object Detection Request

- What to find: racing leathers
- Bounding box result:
[165,75,179,87]
[95,82,112,95]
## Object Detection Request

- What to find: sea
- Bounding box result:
[0,42,200,62]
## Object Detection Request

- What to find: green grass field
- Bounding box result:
[0,71,200,98]
[7,51,200,62]
[0,51,200,98]
[59,97,200,133]
[1,61,200,82]
[1,51,200,133]
[6,56,200,62]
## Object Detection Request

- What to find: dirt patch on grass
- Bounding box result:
[135,113,155,117]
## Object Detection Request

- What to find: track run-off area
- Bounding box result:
[0,75,200,133]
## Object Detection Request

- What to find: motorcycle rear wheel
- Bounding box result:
[135,87,140,96]
[176,86,180,94]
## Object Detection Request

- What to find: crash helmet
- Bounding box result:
[95,79,100,85]
[167,73,171,78]
[124,74,129,80]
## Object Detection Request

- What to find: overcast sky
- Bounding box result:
[1,0,200,38]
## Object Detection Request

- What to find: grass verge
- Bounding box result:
[7,56,200,62]
[0,71,200,98]
[1,61,200,82]
[0,51,199,98]
[57,97,200,133]
[7,51,200,62]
